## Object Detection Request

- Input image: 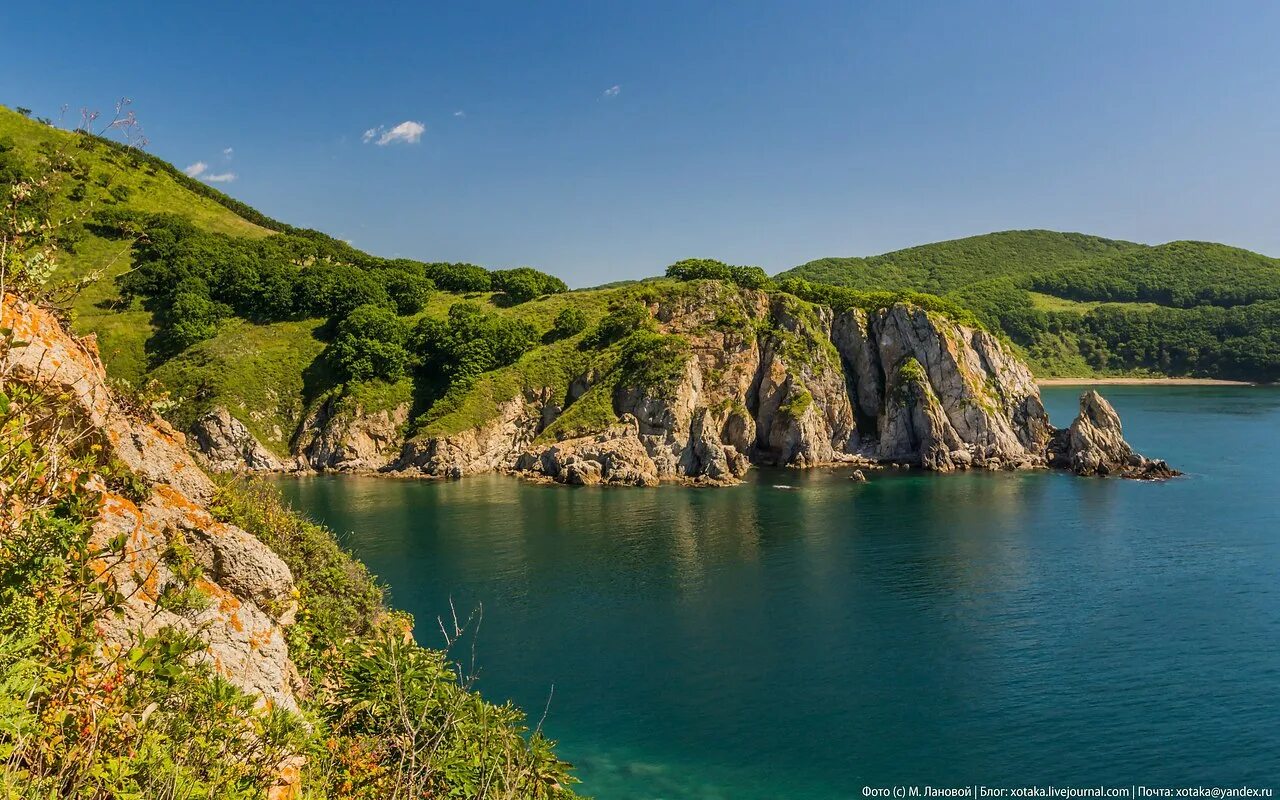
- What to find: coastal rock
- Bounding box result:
[397,388,557,477]
[389,287,1172,484]
[1049,390,1179,479]
[190,406,284,472]
[295,395,409,471]
[1,294,302,712]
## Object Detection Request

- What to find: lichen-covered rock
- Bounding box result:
[1048,390,1179,479]
[190,406,284,472]
[2,295,302,712]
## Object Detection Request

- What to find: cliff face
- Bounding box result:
[2,295,302,712]
[183,283,1172,484]
[392,286,1169,484]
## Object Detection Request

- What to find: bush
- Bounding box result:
[550,306,587,339]
[666,258,772,289]
[382,267,434,315]
[491,267,568,304]
[422,262,491,293]
[585,301,655,347]
[296,263,390,319]
[163,287,231,351]
[413,302,540,388]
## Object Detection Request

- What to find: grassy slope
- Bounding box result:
[0,106,273,385]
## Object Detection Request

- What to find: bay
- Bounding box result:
[272,386,1280,797]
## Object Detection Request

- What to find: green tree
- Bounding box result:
[329,304,411,382]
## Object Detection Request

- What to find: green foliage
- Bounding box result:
[550,306,588,339]
[780,229,1138,294]
[616,331,691,398]
[413,302,541,390]
[328,304,410,383]
[161,285,231,351]
[491,266,568,304]
[585,300,656,347]
[380,265,434,314]
[666,258,772,289]
[776,277,988,330]
[422,261,491,293]
[1032,241,1280,308]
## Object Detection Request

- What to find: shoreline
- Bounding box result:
[1036,377,1254,386]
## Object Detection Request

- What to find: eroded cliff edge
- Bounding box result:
[191,282,1175,484]
[2,295,302,712]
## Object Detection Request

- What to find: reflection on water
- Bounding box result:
[274,387,1280,799]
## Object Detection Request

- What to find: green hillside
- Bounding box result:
[782,231,1280,381]
[781,230,1141,294]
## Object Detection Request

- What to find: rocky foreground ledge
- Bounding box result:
[191,284,1177,485]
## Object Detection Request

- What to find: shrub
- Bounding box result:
[422,262,491,293]
[585,301,655,347]
[550,306,588,339]
[413,302,540,388]
[382,267,434,315]
[296,263,390,319]
[491,267,568,304]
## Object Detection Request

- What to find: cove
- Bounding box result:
[271,386,1280,799]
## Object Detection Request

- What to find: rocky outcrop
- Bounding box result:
[1048,390,1179,479]
[190,406,284,472]
[294,394,410,472]
[396,388,557,478]
[173,281,1171,486]
[392,287,1173,485]
[2,295,302,713]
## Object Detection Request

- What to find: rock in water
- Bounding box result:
[1048,390,1179,479]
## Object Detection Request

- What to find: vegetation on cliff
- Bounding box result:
[0,124,577,796]
[781,230,1280,381]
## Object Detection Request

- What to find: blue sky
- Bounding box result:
[4,1,1279,286]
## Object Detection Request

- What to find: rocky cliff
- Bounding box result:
[184,282,1173,484]
[2,295,303,712]
[396,284,1171,484]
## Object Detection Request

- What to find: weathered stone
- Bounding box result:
[1,294,302,712]
[190,406,284,472]
[1049,390,1179,479]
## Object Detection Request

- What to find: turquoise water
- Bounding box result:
[272,387,1280,797]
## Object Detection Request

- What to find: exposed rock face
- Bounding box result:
[396,388,557,478]
[173,282,1171,486]
[395,285,1146,486]
[190,406,284,472]
[2,295,302,712]
[1048,390,1179,479]
[294,395,410,472]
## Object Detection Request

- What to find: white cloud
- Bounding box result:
[370,120,425,145]
[183,161,208,177]
[204,172,237,183]
[603,85,621,97]
[362,127,379,143]
[453,110,466,118]
[222,147,233,158]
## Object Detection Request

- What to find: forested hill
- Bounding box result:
[779,230,1141,295]
[781,231,1280,381]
